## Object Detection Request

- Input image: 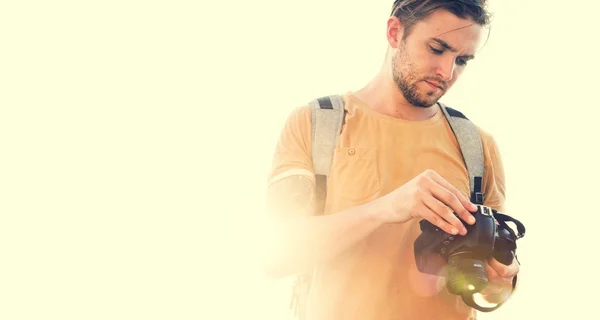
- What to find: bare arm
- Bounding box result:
[264,175,387,278]
[264,169,478,278]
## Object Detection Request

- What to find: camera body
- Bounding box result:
[413,205,525,296]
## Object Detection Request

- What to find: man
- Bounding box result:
[265,1,520,319]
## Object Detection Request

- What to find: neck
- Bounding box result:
[353,70,439,121]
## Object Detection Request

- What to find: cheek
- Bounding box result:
[405,58,430,80]
[417,54,445,77]
[413,52,433,71]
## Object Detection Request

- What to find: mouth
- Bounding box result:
[424,80,444,90]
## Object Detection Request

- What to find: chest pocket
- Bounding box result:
[327,147,381,207]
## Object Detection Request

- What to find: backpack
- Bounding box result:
[289,94,509,318]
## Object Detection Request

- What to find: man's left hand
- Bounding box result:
[480,257,519,299]
[486,257,519,285]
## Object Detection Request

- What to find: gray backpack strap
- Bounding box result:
[439,103,485,204]
[289,95,345,320]
[309,95,345,213]
[310,95,345,176]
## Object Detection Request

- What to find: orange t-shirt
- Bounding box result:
[268,92,507,320]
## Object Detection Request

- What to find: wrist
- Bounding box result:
[365,197,393,225]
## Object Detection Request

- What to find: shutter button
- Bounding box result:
[348,148,355,155]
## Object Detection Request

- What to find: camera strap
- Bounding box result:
[493,211,526,240]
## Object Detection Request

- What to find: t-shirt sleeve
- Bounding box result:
[267,105,314,186]
[479,129,507,213]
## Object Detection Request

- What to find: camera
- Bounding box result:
[413,205,526,311]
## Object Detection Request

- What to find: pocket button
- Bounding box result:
[348,148,356,155]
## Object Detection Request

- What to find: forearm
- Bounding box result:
[266,199,386,278]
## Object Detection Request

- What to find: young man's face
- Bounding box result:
[390,9,484,108]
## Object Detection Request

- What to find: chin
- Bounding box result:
[409,87,444,108]
[412,97,440,108]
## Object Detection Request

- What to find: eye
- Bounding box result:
[456,58,468,66]
[429,46,444,55]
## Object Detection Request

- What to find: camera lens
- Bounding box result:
[445,253,488,295]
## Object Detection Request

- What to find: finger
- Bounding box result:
[427,170,477,212]
[488,257,519,278]
[484,259,501,280]
[484,260,515,292]
[429,183,474,227]
[425,173,477,225]
[421,193,465,235]
[422,181,474,228]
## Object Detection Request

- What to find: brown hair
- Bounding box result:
[391,0,492,38]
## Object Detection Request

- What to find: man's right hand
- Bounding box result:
[375,169,478,235]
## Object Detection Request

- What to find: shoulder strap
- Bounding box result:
[310,95,345,176]
[309,95,345,213]
[289,95,345,320]
[438,103,486,205]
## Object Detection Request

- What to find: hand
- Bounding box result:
[376,169,478,236]
[485,257,519,289]
[479,257,519,301]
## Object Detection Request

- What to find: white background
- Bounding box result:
[1,1,598,319]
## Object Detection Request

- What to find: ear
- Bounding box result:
[387,16,404,49]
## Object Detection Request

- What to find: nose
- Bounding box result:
[436,58,455,82]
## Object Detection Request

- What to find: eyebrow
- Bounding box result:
[430,37,475,60]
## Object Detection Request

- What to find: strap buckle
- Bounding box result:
[472,192,484,205]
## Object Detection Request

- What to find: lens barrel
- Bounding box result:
[446,253,488,295]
